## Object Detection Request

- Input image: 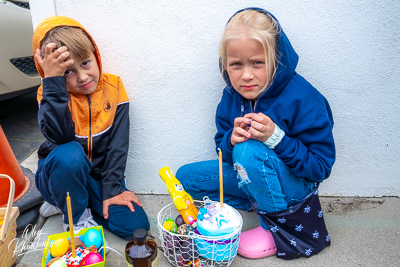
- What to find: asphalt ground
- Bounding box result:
[0,90,44,164]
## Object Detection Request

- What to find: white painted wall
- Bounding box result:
[30,0,400,197]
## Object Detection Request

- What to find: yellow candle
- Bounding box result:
[218,148,223,208]
[66,192,76,258]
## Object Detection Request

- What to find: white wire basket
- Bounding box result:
[157,199,243,267]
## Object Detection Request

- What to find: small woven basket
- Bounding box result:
[0,174,20,267]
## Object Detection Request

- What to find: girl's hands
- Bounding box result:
[230,116,252,146]
[244,112,275,142]
[35,43,74,78]
[231,112,275,147]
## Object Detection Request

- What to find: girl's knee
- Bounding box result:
[176,164,192,183]
[233,139,277,165]
[233,140,280,186]
[176,160,215,186]
[234,140,260,166]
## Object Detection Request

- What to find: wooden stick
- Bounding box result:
[218,148,223,208]
[66,192,76,258]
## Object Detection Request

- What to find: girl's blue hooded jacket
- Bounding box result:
[215,8,335,182]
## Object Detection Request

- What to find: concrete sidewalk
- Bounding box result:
[14,153,400,267]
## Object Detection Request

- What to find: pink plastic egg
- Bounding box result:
[84,252,103,265]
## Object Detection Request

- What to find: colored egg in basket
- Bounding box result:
[84,252,104,265]
[177,224,195,239]
[163,219,178,233]
[49,260,67,267]
[175,214,185,227]
[84,228,102,249]
[50,237,69,257]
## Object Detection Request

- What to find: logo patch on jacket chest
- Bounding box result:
[103,100,114,113]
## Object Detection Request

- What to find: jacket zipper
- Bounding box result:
[251,99,258,113]
[87,94,92,160]
[241,98,258,116]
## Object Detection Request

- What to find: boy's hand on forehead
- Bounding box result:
[244,113,275,142]
[35,43,74,78]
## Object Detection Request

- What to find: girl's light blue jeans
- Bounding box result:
[176,139,316,229]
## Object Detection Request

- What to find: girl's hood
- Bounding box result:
[222,8,299,100]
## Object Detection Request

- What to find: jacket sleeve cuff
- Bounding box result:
[263,123,285,149]
[102,183,125,201]
[42,76,67,92]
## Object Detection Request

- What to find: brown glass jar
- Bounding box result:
[125,228,158,267]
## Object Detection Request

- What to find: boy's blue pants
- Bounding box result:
[35,141,150,240]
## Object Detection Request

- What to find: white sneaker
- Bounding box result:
[63,208,109,254]
[63,208,99,233]
[39,202,63,217]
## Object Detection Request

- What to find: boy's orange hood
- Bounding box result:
[32,16,102,78]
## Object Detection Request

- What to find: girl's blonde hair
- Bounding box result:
[220,9,279,91]
[40,26,94,63]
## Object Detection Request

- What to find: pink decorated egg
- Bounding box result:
[84,252,103,265]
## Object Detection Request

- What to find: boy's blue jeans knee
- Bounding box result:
[176,139,315,229]
[35,141,150,240]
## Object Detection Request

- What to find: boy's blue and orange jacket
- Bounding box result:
[216,8,335,182]
[32,17,129,200]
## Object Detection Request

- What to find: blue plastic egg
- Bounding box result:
[84,229,102,249]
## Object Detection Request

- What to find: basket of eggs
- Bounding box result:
[157,200,243,267]
[41,226,106,267]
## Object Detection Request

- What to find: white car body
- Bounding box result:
[0,0,41,100]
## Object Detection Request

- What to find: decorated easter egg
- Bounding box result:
[84,229,102,249]
[84,252,103,265]
[175,214,184,227]
[177,224,195,237]
[50,237,69,257]
[163,219,178,233]
[49,259,68,267]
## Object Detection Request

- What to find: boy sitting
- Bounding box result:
[32,16,149,240]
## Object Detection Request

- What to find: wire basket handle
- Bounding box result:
[0,174,15,243]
